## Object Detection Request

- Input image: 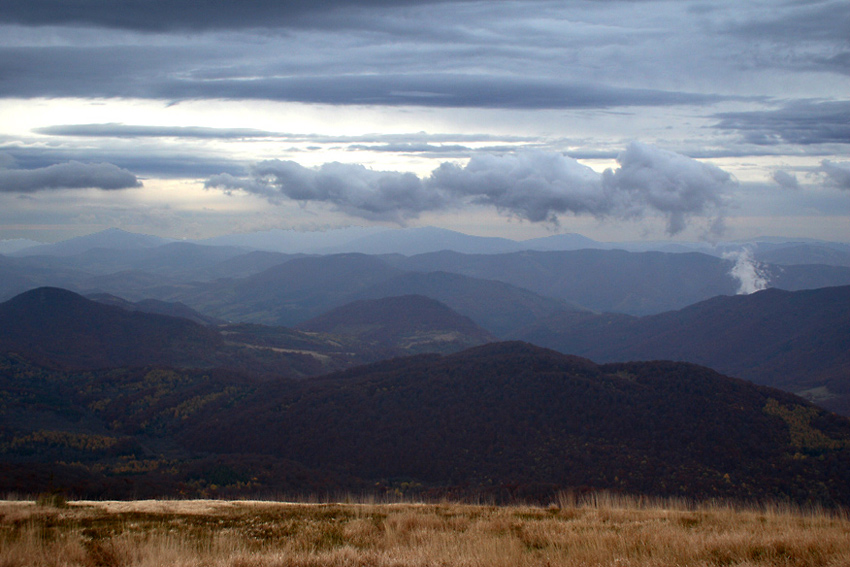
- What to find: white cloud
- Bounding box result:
[601,142,732,235]
[207,143,734,234]
[207,160,449,223]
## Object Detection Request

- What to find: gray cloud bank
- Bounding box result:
[0,47,723,109]
[715,101,850,146]
[206,143,733,234]
[0,0,468,31]
[0,161,141,192]
[34,123,280,139]
[34,123,537,144]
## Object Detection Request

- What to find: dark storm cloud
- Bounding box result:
[714,101,850,145]
[0,161,141,192]
[0,0,475,31]
[207,143,733,233]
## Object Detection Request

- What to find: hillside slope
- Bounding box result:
[186,342,850,505]
[512,285,850,415]
[0,287,227,369]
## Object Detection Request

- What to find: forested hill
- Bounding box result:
[185,342,850,505]
[0,287,225,369]
[296,294,495,353]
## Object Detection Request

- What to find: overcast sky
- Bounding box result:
[1,0,849,243]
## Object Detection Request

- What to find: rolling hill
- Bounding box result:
[4,341,850,504]
[351,270,581,336]
[185,342,850,505]
[296,295,495,353]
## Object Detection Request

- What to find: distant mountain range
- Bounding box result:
[157,254,578,335]
[512,285,850,415]
[12,228,173,257]
[389,249,850,315]
[8,227,850,266]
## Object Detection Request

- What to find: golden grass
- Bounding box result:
[1,494,848,566]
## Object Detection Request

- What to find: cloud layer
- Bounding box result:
[206,143,734,234]
[0,0,464,31]
[0,161,141,193]
[714,101,850,146]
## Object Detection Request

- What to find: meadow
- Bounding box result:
[1,494,848,567]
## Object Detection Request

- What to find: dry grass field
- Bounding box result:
[1,494,848,567]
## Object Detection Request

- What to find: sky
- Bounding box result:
[1,0,849,243]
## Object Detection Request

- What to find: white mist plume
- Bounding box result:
[723,247,770,294]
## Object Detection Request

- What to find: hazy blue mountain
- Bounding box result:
[0,239,42,254]
[201,250,300,280]
[19,242,249,280]
[390,249,850,315]
[519,232,605,251]
[171,253,406,326]
[198,226,388,253]
[512,285,850,416]
[0,254,92,302]
[12,228,173,257]
[79,270,185,302]
[321,226,525,255]
[351,270,582,336]
[389,249,740,315]
[754,243,850,267]
[87,292,226,325]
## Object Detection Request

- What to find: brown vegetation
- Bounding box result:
[1,495,848,567]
